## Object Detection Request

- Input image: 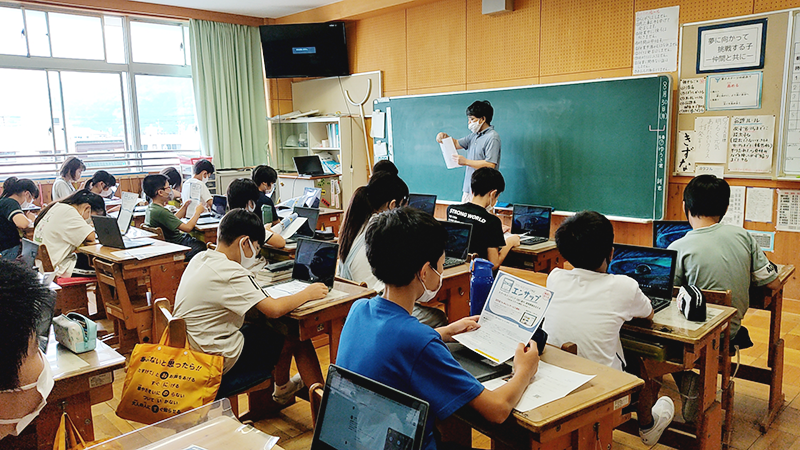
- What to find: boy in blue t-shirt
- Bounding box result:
[337,207,540,450]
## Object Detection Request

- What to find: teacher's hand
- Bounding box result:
[454,155,467,166]
[436,132,449,144]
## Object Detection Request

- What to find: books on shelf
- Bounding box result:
[326,123,340,148]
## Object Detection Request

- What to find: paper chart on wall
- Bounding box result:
[694,116,729,163]
[706,72,762,110]
[777,190,800,232]
[676,130,696,173]
[745,187,774,223]
[678,78,706,114]
[721,186,745,227]
[728,115,774,173]
[633,6,680,75]
[370,111,385,138]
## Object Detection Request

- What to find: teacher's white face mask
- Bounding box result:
[0,348,54,438]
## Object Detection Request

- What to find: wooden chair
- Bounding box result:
[28,240,94,316]
[309,382,325,428]
[140,225,164,241]
[94,258,153,353]
[334,275,368,287]
[206,242,217,250]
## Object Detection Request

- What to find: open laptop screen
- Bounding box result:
[441,221,472,259]
[294,155,325,176]
[292,238,338,287]
[293,206,320,237]
[511,204,552,237]
[608,244,677,298]
[212,195,227,216]
[407,194,437,216]
[312,365,428,450]
[652,220,692,249]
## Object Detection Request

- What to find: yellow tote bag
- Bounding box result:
[115,330,223,424]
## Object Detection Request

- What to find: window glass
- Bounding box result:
[104,15,125,64]
[0,7,26,56]
[135,75,199,153]
[49,12,104,60]
[25,10,50,57]
[0,69,55,175]
[131,21,184,65]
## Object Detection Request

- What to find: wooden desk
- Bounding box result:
[0,336,125,450]
[444,346,643,450]
[317,208,343,236]
[193,221,218,244]
[431,263,471,323]
[505,241,563,273]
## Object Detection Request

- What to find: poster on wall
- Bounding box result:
[697,18,767,73]
[728,115,775,173]
[678,78,706,114]
[633,6,680,75]
[706,72,762,110]
[676,130,696,173]
[694,116,729,163]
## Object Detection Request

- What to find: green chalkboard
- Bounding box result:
[373,75,671,220]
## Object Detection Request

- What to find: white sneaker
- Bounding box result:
[639,396,675,446]
[273,373,304,405]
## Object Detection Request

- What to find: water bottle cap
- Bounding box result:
[471,258,494,277]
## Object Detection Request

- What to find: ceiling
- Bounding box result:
[134,0,343,19]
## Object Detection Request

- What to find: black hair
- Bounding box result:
[252,165,278,187]
[34,189,105,229]
[338,173,408,262]
[218,208,266,247]
[227,178,260,210]
[59,156,86,180]
[554,211,614,270]
[466,100,493,125]
[142,174,169,201]
[0,260,50,390]
[2,177,39,199]
[372,160,398,176]
[683,174,730,219]
[471,167,505,196]
[86,170,116,191]
[160,167,182,189]
[193,159,215,176]
[366,207,446,286]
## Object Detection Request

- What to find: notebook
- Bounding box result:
[264,238,337,298]
[311,365,429,450]
[92,215,153,249]
[510,204,552,246]
[294,155,326,177]
[607,244,678,314]
[652,220,692,249]
[440,220,472,269]
[408,194,437,216]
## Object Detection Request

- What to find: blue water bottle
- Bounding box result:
[470,258,494,316]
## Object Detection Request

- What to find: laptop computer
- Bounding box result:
[292,206,320,239]
[408,194,437,216]
[294,155,326,177]
[447,342,512,382]
[607,244,678,314]
[116,191,139,235]
[92,215,153,249]
[311,364,429,450]
[652,220,692,249]
[263,238,338,298]
[511,204,552,246]
[440,220,472,269]
[195,195,227,225]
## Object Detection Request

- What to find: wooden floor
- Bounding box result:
[91,298,800,450]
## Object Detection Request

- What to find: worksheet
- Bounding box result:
[482,361,595,412]
[454,271,553,363]
[440,137,460,169]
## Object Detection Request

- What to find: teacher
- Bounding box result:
[435,100,501,202]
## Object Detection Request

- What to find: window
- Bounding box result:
[0,5,199,179]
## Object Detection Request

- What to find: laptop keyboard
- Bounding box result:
[520,236,548,246]
[651,296,671,314]
[443,257,466,269]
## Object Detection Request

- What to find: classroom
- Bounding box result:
[2,0,800,450]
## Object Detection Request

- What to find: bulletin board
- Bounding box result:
[676,11,791,179]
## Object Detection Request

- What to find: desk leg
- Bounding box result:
[721,324,733,448]
[696,333,722,450]
[761,288,785,432]
[329,316,345,364]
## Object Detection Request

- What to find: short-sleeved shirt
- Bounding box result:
[255,192,278,224]
[145,203,185,244]
[51,177,75,201]
[446,203,505,259]
[0,197,23,251]
[457,126,501,194]
[337,297,484,450]
[181,178,212,212]
[173,250,273,373]
[32,202,94,277]
[668,223,778,336]
[545,268,652,371]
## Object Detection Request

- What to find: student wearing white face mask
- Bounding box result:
[0,260,55,441]
[226,178,285,248]
[252,165,280,226]
[181,159,214,212]
[85,170,117,198]
[172,209,328,405]
[0,177,39,260]
[435,100,501,202]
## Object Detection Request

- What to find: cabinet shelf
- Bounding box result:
[312,147,341,151]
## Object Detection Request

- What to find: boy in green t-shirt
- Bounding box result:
[143,174,207,261]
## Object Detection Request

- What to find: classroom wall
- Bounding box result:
[273,0,800,299]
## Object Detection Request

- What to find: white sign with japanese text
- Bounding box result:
[633,6,680,75]
[699,20,765,72]
[706,72,762,110]
[728,115,774,173]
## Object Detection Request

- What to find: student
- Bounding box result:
[33,189,105,277]
[0,178,38,259]
[143,174,207,261]
[181,159,214,211]
[0,260,53,440]
[435,100,500,202]
[372,159,398,176]
[543,210,672,445]
[446,168,519,269]
[668,175,780,421]
[51,156,85,201]
[251,165,279,226]
[337,207,540,450]
[172,209,328,402]
[84,170,117,198]
[160,167,183,200]
[226,178,285,248]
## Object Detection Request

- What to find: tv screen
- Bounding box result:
[259,22,349,78]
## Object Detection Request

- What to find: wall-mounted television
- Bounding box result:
[259,22,349,79]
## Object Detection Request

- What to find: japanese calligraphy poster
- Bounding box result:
[676,130,696,173]
[698,19,766,73]
[706,72,762,110]
[777,190,800,232]
[454,271,552,364]
[695,116,729,163]
[721,186,745,227]
[633,6,680,75]
[728,115,774,173]
[678,78,706,114]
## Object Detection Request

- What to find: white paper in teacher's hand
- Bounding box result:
[454,271,553,364]
[440,137,460,169]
